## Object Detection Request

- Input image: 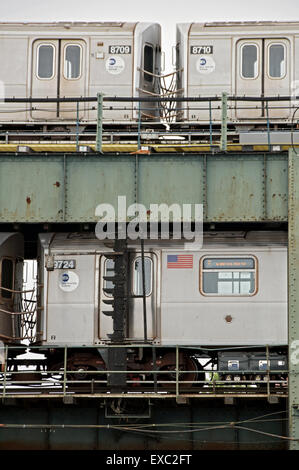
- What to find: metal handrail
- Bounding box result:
[0,344,288,399]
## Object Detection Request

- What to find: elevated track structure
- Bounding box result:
[0,95,297,450]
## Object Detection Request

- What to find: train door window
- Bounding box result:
[241,44,258,79]
[133,257,152,296]
[37,44,55,79]
[268,44,286,78]
[64,44,81,79]
[1,258,14,300]
[103,258,115,296]
[144,44,154,83]
[200,257,257,296]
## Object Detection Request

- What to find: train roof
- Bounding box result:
[179,21,299,36]
[0,22,141,33]
[39,231,287,252]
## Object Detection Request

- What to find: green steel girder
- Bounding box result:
[0,152,288,223]
[288,149,299,449]
[0,399,287,450]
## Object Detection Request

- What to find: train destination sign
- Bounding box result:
[203,258,255,269]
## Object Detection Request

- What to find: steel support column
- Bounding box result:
[288,148,299,449]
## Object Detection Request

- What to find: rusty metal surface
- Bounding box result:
[0,152,288,223]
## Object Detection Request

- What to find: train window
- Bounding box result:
[103,258,115,297]
[133,257,152,296]
[241,44,258,79]
[37,44,54,79]
[269,44,285,78]
[64,45,81,79]
[1,258,14,300]
[144,44,154,83]
[200,257,256,296]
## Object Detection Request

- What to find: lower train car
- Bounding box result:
[176,21,299,125]
[0,22,161,126]
[33,230,288,380]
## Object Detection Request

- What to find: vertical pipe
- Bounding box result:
[63,154,66,222]
[263,153,267,220]
[63,346,67,396]
[141,238,147,342]
[138,101,141,151]
[76,101,79,151]
[96,93,103,153]
[135,154,139,205]
[266,344,270,399]
[176,345,179,397]
[220,92,228,152]
[266,101,271,151]
[2,345,7,398]
[152,346,157,393]
[209,99,213,148]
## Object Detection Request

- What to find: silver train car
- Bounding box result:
[0,233,24,344]
[0,22,161,125]
[36,231,287,377]
[176,21,299,125]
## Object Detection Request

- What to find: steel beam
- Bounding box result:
[288,148,299,449]
[0,398,287,450]
[0,152,288,223]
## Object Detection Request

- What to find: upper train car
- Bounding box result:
[0,22,161,125]
[176,21,299,125]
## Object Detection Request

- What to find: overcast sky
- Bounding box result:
[2,0,299,72]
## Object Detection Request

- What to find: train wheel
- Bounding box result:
[155,352,198,390]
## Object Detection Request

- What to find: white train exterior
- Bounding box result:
[176,21,299,123]
[0,22,161,124]
[37,231,287,348]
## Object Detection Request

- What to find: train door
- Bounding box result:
[31,40,59,120]
[264,39,290,119]
[127,252,157,341]
[236,38,291,120]
[98,252,157,342]
[31,39,86,120]
[59,40,86,119]
[236,39,263,119]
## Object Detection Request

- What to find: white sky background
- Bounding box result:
[2,0,299,72]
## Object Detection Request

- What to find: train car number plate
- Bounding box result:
[54,260,76,269]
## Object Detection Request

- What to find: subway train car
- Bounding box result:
[0,22,161,125]
[0,233,24,344]
[35,231,287,378]
[176,21,299,125]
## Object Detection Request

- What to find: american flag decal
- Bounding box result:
[167,254,193,269]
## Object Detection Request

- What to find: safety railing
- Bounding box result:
[0,344,288,399]
[1,94,299,151]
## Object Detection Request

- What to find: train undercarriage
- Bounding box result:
[0,345,288,398]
